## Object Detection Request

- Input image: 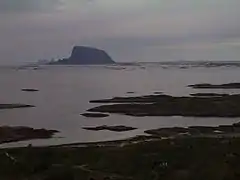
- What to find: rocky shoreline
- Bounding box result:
[145,122,240,138]
[190,93,229,97]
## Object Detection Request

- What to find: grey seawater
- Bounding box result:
[1,63,240,147]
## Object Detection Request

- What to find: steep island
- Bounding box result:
[50,46,115,65]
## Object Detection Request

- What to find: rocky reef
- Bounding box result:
[81,113,109,118]
[188,83,240,89]
[0,104,34,110]
[87,94,240,117]
[190,93,229,97]
[0,126,58,144]
[83,125,137,132]
[21,89,39,92]
[145,122,240,138]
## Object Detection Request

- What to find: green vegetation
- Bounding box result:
[2,137,240,179]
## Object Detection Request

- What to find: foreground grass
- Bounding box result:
[1,137,240,180]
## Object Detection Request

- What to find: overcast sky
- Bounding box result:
[0,0,240,64]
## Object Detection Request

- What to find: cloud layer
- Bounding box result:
[0,0,240,64]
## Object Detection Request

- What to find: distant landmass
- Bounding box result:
[50,46,115,65]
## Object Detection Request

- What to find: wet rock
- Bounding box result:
[145,123,240,137]
[233,122,240,127]
[21,88,39,92]
[188,126,217,134]
[145,127,189,137]
[81,113,109,118]
[154,92,163,95]
[0,104,35,110]
[188,83,240,89]
[87,94,240,117]
[83,125,137,132]
[126,92,135,94]
[90,94,171,103]
[0,126,58,144]
[190,93,229,97]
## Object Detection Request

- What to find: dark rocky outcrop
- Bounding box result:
[87,94,240,117]
[126,92,135,94]
[50,46,115,65]
[89,94,171,103]
[81,113,109,118]
[145,122,240,138]
[83,125,137,132]
[21,89,39,92]
[190,93,229,97]
[154,92,163,95]
[0,104,34,109]
[0,126,58,144]
[145,127,189,137]
[188,83,240,89]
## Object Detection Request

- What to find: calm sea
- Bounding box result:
[1,62,240,147]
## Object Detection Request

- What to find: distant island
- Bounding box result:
[49,46,115,65]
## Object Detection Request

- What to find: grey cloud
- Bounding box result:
[1,0,240,64]
[0,0,61,13]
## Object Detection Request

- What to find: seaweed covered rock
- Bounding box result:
[81,113,109,118]
[0,104,34,109]
[188,83,240,89]
[83,125,137,132]
[87,94,240,117]
[0,126,58,144]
